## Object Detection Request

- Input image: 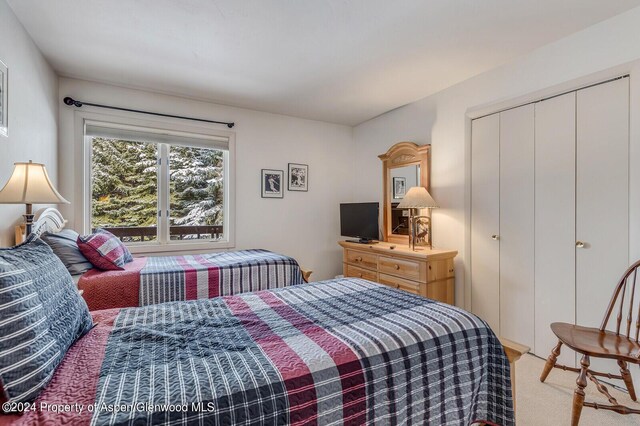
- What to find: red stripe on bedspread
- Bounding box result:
[78,257,147,310]
[0,309,118,426]
[176,256,198,300]
[224,296,318,426]
[193,255,220,298]
[258,291,367,426]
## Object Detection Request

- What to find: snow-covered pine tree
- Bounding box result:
[170,145,223,227]
[91,139,224,239]
[91,138,158,228]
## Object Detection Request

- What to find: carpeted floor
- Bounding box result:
[516,354,640,425]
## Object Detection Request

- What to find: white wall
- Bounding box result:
[58,78,354,280]
[353,6,640,308]
[0,0,58,247]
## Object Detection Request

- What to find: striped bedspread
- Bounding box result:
[139,249,304,306]
[90,278,513,425]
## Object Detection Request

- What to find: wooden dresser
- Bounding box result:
[339,241,457,305]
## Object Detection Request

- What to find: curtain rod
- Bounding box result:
[63,97,235,128]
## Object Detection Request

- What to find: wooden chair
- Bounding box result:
[539,259,640,425]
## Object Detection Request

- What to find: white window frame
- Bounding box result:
[75,110,235,254]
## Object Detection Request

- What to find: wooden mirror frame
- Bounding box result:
[378,142,431,244]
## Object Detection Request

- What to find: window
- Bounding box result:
[85,121,233,251]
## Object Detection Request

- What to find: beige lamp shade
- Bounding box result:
[397,186,438,209]
[0,161,69,204]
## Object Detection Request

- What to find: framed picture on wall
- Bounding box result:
[261,169,284,198]
[393,177,406,199]
[288,163,308,191]
[0,59,7,137]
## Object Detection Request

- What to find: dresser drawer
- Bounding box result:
[345,249,378,270]
[345,264,378,281]
[378,255,424,281]
[379,273,420,295]
[428,258,455,281]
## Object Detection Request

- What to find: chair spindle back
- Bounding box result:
[601,259,640,341]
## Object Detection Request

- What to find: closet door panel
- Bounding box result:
[576,78,629,329]
[534,93,576,365]
[499,104,535,349]
[471,114,500,333]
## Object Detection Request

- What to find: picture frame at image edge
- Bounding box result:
[0,59,8,137]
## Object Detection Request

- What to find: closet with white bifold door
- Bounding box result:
[470,77,630,365]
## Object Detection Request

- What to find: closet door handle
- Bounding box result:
[491,235,499,241]
[576,241,585,248]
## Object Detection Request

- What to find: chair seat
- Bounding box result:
[551,322,640,363]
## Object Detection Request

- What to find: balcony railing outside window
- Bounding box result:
[99,225,223,243]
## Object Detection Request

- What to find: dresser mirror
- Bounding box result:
[378,142,431,244]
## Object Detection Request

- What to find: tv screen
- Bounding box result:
[340,202,379,242]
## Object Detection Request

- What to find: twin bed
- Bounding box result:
[0,209,515,425]
[23,209,311,310]
[78,249,306,310]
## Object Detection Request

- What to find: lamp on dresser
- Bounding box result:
[0,161,69,237]
[397,186,438,251]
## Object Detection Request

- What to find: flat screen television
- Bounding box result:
[340,202,379,243]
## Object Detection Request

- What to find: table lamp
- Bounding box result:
[397,186,438,251]
[0,161,69,236]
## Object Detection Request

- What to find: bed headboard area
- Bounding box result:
[15,208,67,244]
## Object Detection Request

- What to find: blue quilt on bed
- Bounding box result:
[91,278,513,425]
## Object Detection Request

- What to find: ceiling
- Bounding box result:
[8,0,640,125]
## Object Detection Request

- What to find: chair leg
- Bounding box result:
[540,340,563,382]
[618,359,637,401]
[571,355,590,426]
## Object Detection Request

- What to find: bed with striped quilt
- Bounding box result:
[78,249,305,310]
[6,278,513,425]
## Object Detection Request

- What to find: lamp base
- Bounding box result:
[23,203,34,237]
[410,214,433,251]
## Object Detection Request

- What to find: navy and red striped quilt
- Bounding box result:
[92,278,513,425]
[139,249,304,306]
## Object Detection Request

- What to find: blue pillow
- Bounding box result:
[0,237,93,405]
[41,229,94,276]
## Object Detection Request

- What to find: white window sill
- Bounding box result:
[127,240,235,255]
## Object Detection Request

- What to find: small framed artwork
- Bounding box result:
[261,169,284,198]
[0,59,7,137]
[288,163,308,191]
[393,177,406,199]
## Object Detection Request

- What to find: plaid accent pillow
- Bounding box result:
[0,237,93,405]
[77,229,133,271]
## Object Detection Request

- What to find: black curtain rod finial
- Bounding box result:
[62,96,235,128]
[63,97,83,107]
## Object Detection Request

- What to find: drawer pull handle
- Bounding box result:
[491,235,499,241]
[576,241,586,248]
[358,273,363,278]
[355,257,362,262]
[449,269,454,273]
[394,264,400,270]
[395,284,400,289]
[428,265,432,270]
